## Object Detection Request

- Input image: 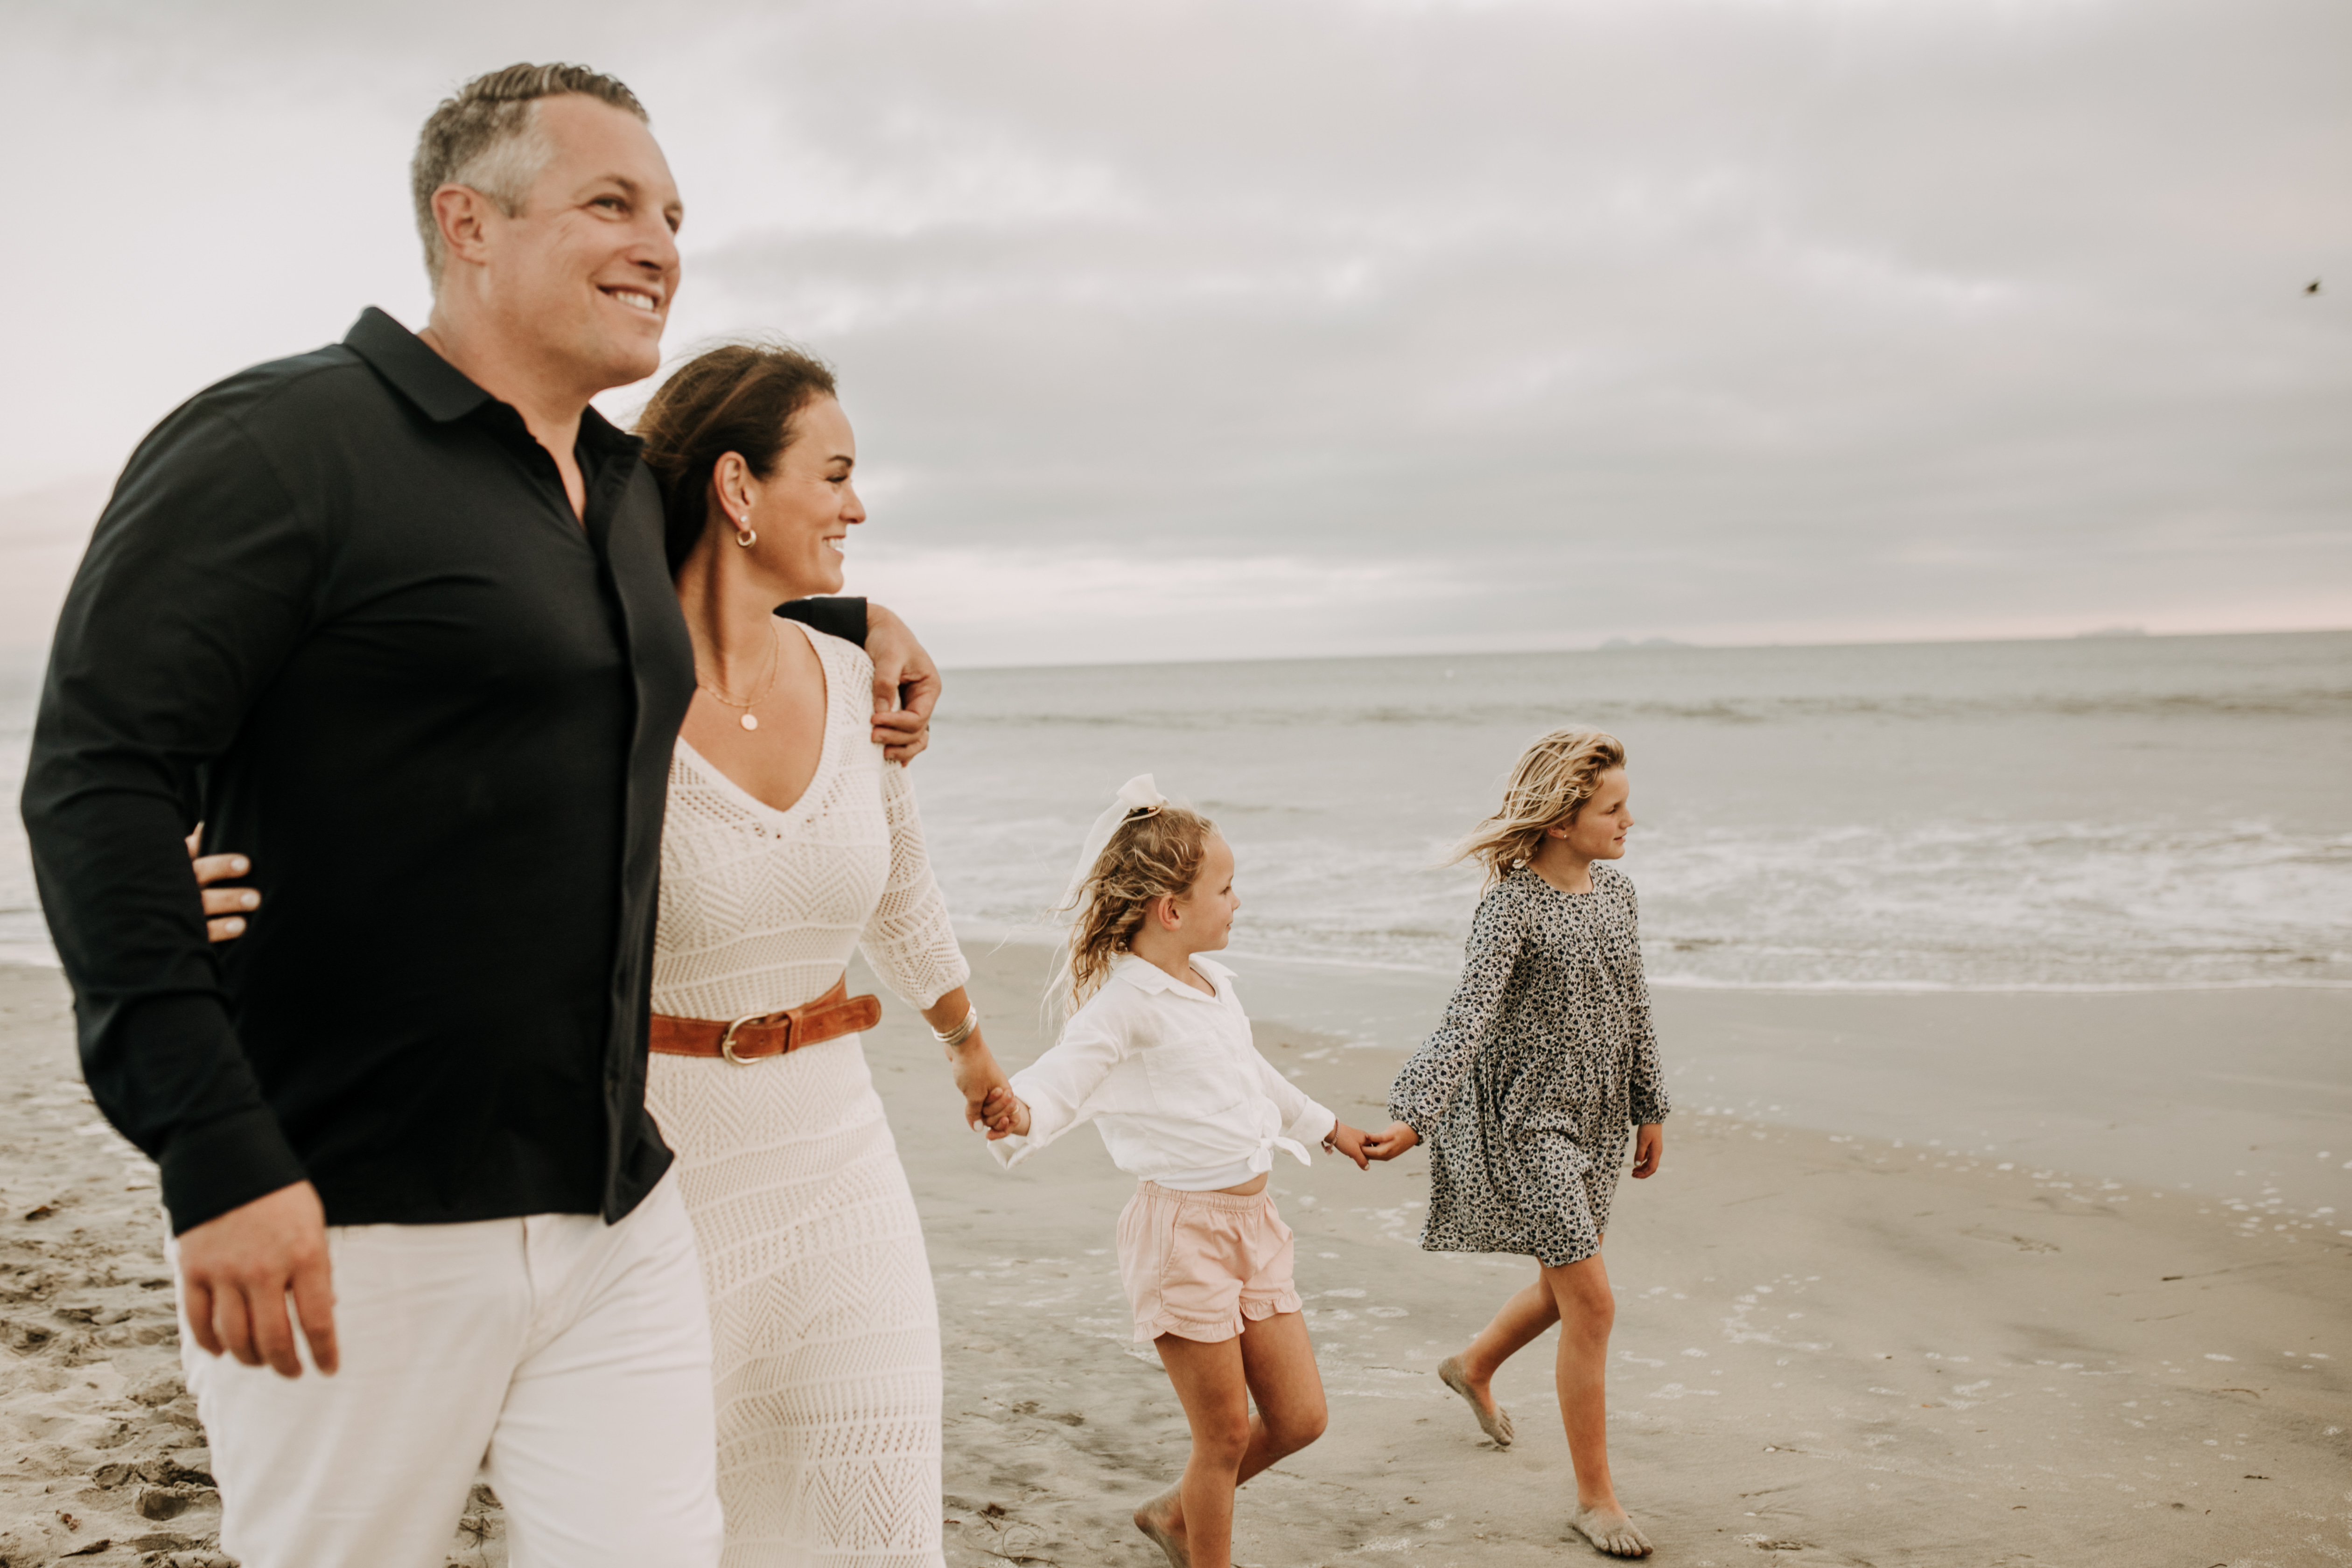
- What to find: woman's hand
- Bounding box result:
[980,1085,1031,1140]
[1321,1121,1372,1170]
[945,1036,1011,1131]
[187,831,260,943]
[1359,1121,1420,1161]
[1631,1122,1665,1178]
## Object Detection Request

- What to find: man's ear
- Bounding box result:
[432,184,498,274]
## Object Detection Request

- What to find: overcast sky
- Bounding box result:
[4,0,2345,665]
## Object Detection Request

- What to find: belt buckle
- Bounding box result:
[720,1011,788,1065]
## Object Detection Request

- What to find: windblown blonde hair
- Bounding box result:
[1451,729,1627,887]
[1048,805,1219,1021]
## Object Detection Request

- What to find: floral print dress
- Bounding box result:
[1386,862,1671,1267]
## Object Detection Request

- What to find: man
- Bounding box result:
[22,63,937,1568]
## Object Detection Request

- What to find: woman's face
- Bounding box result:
[732,395,864,598]
[1553,768,1633,861]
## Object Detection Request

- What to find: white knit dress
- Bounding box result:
[647,622,969,1568]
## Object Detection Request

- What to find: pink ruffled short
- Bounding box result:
[1117,1180,1302,1344]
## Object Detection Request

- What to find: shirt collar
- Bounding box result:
[342,307,645,460]
[1110,952,1233,1001]
[344,307,490,424]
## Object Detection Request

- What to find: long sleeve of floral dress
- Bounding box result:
[1622,878,1670,1127]
[1386,884,1525,1138]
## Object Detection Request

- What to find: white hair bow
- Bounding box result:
[1058,773,1169,917]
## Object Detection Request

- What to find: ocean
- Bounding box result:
[4,630,2348,990]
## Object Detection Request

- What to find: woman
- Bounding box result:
[196,342,1002,1567]
[633,342,1004,1566]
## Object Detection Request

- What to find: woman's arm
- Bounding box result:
[858,758,1008,1126]
[915,985,1012,1132]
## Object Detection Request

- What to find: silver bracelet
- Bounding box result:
[932,1004,980,1048]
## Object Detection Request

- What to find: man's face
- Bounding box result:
[483,94,683,393]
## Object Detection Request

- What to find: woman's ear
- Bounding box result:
[711,452,754,523]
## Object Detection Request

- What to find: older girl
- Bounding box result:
[1362,729,1671,1559]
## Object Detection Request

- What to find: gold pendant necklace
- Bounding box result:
[697,621,782,730]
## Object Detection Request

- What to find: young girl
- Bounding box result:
[981,776,1372,1568]
[1361,729,1670,1560]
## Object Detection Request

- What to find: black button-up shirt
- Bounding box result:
[23,308,856,1234]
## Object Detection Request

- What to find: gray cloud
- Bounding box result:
[5,0,2346,661]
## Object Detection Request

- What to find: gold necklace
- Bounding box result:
[698,620,782,730]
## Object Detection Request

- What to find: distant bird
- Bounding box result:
[2309,280,2323,295]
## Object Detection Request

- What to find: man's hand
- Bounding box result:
[864,602,940,765]
[186,831,260,943]
[1321,1121,1372,1170]
[1631,1122,1665,1179]
[980,1085,1031,1140]
[1360,1121,1421,1162]
[175,1181,338,1378]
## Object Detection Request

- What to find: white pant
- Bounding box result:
[174,1171,723,1568]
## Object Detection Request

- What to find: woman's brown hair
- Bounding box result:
[636,341,838,574]
[1049,805,1219,1020]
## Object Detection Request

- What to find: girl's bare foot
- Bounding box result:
[1134,1486,1190,1568]
[1437,1354,1514,1448]
[1569,1503,1652,1558]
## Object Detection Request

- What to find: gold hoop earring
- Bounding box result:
[733,512,756,548]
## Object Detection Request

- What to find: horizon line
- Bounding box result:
[928,621,2352,675]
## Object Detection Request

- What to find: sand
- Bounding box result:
[1,949,2345,1567]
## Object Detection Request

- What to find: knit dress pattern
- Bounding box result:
[1386,862,1670,1267]
[648,622,969,1568]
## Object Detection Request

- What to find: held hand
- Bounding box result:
[980,1085,1032,1140]
[186,831,260,943]
[945,1035,1011,1130]
[864,603,940,766]
[1321,1121,1372,1170]
[175,1181,338,1379]
[1358,1121,1421,1162]
[1631,1122,1665,1179]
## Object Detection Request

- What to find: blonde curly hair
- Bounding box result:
[1451,728,1626,887]
[1049,804,1219,1020]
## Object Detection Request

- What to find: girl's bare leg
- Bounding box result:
[1136,1313,1329,1568]
[1442,1269,1561,1444]
[1541,1252,1651,1557]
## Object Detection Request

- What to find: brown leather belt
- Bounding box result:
[650,977,882,1065]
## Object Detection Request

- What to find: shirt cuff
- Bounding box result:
[1288,1100,1338,1150]
[773,596,868,646]
[159,1106,311,1234]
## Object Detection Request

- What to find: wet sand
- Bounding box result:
[1,951,2345,1566]
[905,944,2352,1568]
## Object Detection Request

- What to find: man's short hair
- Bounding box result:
[410,63,648,288]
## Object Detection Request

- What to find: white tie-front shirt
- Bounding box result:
[990,953,1338,1190]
